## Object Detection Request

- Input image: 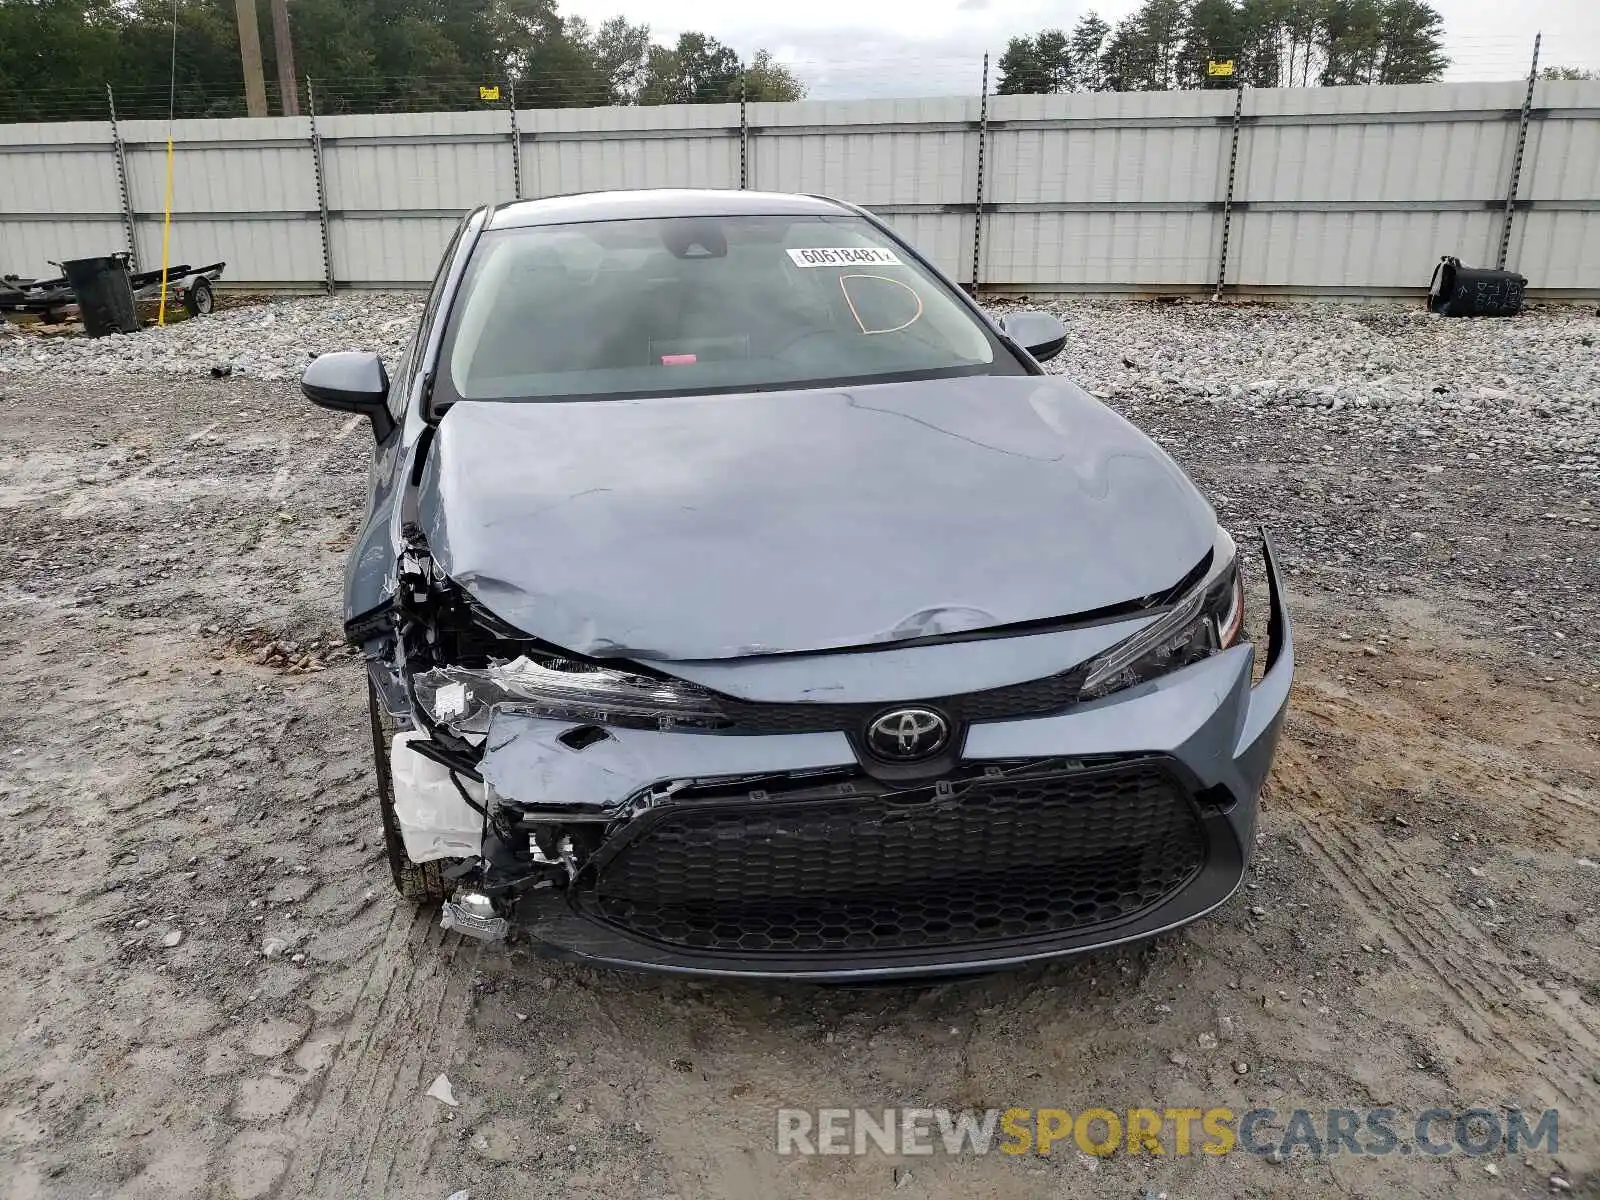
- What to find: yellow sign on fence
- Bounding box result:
[479,85,501,101]
[1206,60,1235,77]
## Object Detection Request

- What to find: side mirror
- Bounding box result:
[999,311,1068,363]
[302,351,394,440]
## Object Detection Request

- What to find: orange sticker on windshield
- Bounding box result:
[660,353,697,365]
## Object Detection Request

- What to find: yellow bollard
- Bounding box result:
[157,136,174,326]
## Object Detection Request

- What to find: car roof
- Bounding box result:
[485,188,853,230]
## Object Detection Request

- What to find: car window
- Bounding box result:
[394,218,470,419]
[422,220,468,339]
[437,214,1021,403]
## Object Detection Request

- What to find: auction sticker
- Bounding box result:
[786,247,902,268]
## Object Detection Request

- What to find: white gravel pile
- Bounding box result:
[1014,299,1599,471]
[0,292,423,382]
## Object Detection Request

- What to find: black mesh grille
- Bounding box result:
[587,759,1205,954]
[712,666,1090,734]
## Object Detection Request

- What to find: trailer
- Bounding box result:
[0,254,226,327]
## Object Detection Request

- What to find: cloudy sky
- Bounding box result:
[563,0,1600,98]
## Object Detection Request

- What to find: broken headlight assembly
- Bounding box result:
[413,655,728,735]
[1078,530,1245,702]
[390,531,731,737]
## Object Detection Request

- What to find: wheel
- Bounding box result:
[368,677,449,904]
[183,276,214,317]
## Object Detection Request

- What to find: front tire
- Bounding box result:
[368,678,448,904]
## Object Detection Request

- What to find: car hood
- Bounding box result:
[415,374,1215,661]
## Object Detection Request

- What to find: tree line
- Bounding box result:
[997,0,1452,94]
[0,0,805,122]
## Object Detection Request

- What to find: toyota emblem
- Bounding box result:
[865,707,950,761]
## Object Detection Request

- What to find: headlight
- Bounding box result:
[1078,530,1245,702]
[413,656,727,734]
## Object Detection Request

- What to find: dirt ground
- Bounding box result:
[0,369,1595,1200]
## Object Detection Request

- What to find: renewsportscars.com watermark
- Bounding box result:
[776,1107,1560,1159]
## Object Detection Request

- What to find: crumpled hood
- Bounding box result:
[416,374,1215,661]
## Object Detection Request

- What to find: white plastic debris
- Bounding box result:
[433,681,469,720]
[390,732,484,863]
[426,1073,460,1107]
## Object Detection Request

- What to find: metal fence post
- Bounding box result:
[739,71,749,190]
[107,86,139,272]
[508,80,524,201]
[969,52,989,295]
[1497,32,1540,271]
[1212,78,1246,300]
[306,78,334,294]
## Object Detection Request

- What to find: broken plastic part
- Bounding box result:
[1080,585,1210,699]
[479,711,855,811]
[440,891,508,941]
[390,731,486,862]
[558,725,611,751]
[412,656,727,734]
[367,659,412,720]
[1078,529,1239,701]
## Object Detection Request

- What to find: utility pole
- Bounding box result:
[270,0,300,117]
[234,0,269,118]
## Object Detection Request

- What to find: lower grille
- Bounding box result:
[587,759,1205,954]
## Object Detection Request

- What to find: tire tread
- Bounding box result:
[368,678,448,904]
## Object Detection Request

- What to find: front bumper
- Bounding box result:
[484,534,1294,980]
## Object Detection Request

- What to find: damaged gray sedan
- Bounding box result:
[303,188,1293,980]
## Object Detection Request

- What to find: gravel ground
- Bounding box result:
[1024,300,1600,685]
[0,293,422,382]
[0,296,1596,1200]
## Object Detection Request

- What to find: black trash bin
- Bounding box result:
[61,256,140,337]
[1427,256,1526,317]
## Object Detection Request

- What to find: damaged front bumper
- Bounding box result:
[384,534,1294,980]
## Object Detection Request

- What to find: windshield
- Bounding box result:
[438,213,1022,403]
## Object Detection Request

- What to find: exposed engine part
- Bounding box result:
[391,527,549,680]
[526,825,604,882]
[557,834,580,881]
[440,890,508,941]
